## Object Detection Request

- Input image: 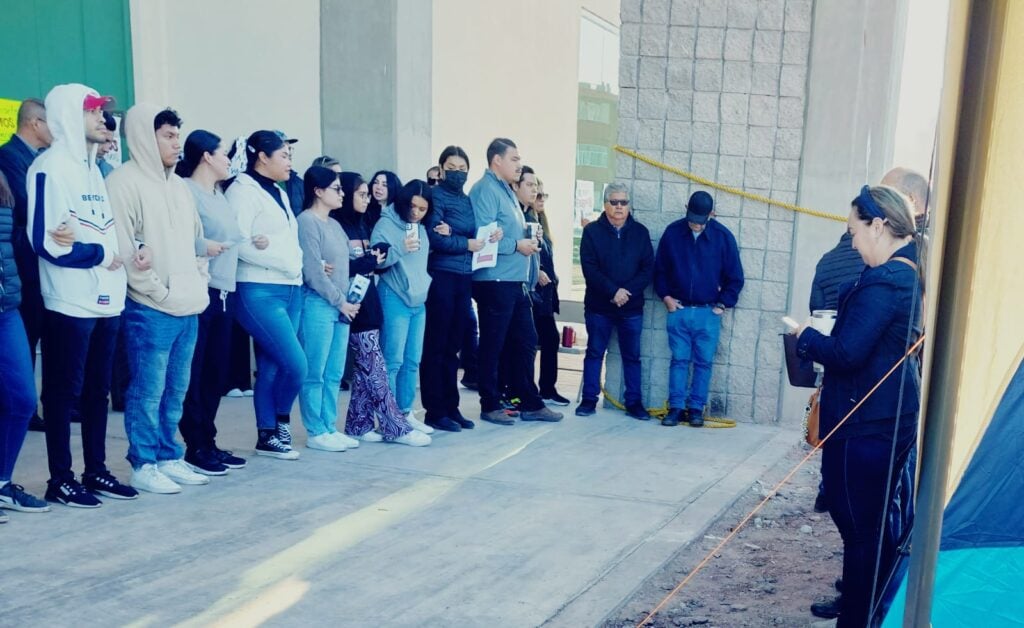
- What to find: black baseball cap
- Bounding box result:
[685,191,714,224]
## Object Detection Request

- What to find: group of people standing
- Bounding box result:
[0,83,577,521]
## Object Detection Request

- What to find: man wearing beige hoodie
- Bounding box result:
[107,106,210,495]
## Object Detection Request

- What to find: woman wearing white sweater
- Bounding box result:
[225,131,306,460]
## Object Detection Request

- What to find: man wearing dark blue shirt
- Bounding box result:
[653,191,744,427]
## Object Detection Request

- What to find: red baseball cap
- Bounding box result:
[83,93,116,111]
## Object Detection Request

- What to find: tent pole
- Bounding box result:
[902,1,1007,625]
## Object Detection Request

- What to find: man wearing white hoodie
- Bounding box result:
[107,106,210,494]
[27,84,140,507]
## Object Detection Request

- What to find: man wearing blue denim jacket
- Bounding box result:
[653,191,744,427]
[469,138,562,425]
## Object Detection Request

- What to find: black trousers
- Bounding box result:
[420,271,471,420]
[40,311,119,482]
[179,289,235,453]
[459,301,479,382]
[227,320,253,392]
[534,313,560,394]
[472,281,541,413]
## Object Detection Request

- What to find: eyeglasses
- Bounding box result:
[328,186,343,194]
[536,193,549,200]
[608,199,629,207]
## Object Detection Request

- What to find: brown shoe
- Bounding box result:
[481,409,516,426]
[520,406,564,422]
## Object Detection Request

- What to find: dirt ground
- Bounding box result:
[603,442,843,628]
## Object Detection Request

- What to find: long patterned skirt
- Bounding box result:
[345,330,412,440]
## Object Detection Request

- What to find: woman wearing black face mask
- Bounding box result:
[419,146,485,432]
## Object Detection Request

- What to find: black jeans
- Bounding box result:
[19,279,44,412]
[179,288,235,453]
[459,301,479,382]
[420,271,472,420]
[823,425,915,628]
[534,313,560,394]
[472,281,542,413]
[227,320,253,392]
[40,310,120,482]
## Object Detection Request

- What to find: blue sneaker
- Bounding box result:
[0,483,51,513]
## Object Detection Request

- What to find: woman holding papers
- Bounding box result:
[420,147,490,432]
[176,130,250,474]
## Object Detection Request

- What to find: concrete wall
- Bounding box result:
[611,0,814,423]
[129,0,322,169]
[779,0,913,424]
[431,0,619,306]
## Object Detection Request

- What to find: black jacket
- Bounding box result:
[580,213,654,317]
[809,232,864,312]
[0,135,40,284]
[0,206,23,312]
[425,183,475,275]
[333,210,383,333]
[653,218,744,307]
[524,206,559,317]
[797,243,922,440]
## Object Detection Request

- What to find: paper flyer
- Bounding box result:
[471,222,498,271]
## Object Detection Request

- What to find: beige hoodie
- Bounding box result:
[107,103,209,316]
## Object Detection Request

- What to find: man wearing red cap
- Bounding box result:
[653,190,744,427]
[26,84,144,507]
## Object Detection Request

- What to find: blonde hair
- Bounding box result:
[533,177,552,246]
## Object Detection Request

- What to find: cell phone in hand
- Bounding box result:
[781,316,800,331]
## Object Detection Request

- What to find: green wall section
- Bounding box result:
[0,0,133,107]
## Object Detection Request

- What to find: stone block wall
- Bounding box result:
[607,0,813,422]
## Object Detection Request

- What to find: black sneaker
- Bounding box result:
[214,448,247,469]
[625,403,651,420]
[575,399,597,416]
[275,420,293,447]
[0,483,51,512]
[185,449,229,476]
[256,430,299,460]
[46,479,102,508]
[82,472,139,500]
[500,397,522,414]
[541,391,571,406]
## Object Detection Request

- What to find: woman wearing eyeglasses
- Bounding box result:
[296,167,362,452]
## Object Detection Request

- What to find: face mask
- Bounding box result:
[442,170,468,191]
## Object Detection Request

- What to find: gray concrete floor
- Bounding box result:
[1,358,797,627]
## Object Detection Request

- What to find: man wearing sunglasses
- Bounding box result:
[653,191,743,428]
[576,183,655,420]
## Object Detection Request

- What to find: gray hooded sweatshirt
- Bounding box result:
[370,205,431,307]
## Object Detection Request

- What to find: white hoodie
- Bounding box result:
[26,84,126,318]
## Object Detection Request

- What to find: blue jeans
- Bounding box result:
[666,306,721,410]
[123,301,198,469]
[582,311,643,406]
[298,290,349,436]
[0,309,37,482]
[235,282,306,430]
[378,282,426,413]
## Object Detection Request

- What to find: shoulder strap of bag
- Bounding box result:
[890,256,918,271]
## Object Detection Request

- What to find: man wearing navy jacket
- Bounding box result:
[653,191,744,427]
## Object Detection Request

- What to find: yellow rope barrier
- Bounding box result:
[613,145,847,223]
[601,387,737,428]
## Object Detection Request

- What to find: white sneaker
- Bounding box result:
[394,430,431,447]
[358,431,383,442]
[225,388,244,398]
[243,389,254,397]
[131,464,182,494]
[307,433,346,452]
[157,459,211,486]
[329,432,360,449]
[405,411,434,435]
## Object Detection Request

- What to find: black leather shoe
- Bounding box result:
[625,403,650,420]
[451,411,475,429]
[687,408,705,428]
[28,413,45,432]
[810,595,842,619]
[426,416,462,432]
[575,399,597,416]
[814,491,829,513]
[662,408,683,426]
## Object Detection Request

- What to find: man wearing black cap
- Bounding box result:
[653,191,743,427]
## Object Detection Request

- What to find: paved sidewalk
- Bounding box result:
[1,382,797,627]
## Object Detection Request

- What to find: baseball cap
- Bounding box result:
[83,93,115,111]
[685,191,714,224]
[274,130,299,144]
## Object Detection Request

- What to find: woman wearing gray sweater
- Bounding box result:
[371,180,434,427]
[296,167,361,452]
